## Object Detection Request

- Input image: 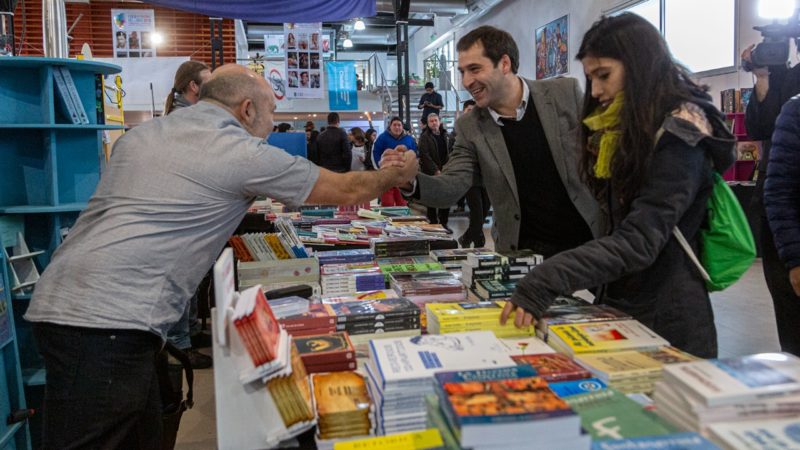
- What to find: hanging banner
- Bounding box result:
[111,9,156,58]
[285,22,324,99]
[327,61,358,111]
[263,60,293,105]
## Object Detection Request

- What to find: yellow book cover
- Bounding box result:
[576,346,697,380]
[549,320,669,354]
[265,234,292,260]
[427,301,507,322]
[312,371,372,417]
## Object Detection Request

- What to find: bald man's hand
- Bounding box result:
[379,146,408,169]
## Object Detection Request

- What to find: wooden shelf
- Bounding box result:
[0,203,88,214]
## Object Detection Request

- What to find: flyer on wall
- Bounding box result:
[112,9,157,58]
[285,22,324,99]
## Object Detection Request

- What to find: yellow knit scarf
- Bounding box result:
[583,93,624,179]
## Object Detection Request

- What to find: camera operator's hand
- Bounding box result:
[742,44,769,77]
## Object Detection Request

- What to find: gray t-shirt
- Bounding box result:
[25,101,320,339]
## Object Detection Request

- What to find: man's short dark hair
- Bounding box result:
[463,99,476,110]
[389,116,403,126]
[457,25,519,74]
[424,81,434,90]
[327,112,340,125]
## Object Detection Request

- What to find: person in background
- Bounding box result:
[501,14,735,358]
[164,60,211,116]
[364,128,378,170]
[418,81,444,126]
[316,112,352,173]
[764,95,800,355]
[24,64,419,448]
[350,127,368,171]
[277,122,292,132]
[373,117,418,206]
[305,120,319,164]
[163,60,213,369]
[418,114,451,230]
[742,42,800,356]
[453,99,491,248]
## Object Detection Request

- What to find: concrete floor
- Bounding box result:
[175,215,781,448]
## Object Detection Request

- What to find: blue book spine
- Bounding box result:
[548,378,607,398]
[57,67,90,124]
[591,432,719,450]
[53,68,80,124]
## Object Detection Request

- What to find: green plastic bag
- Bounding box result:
[673,172,756,291]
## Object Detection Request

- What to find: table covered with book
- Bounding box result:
[211,203,800,450]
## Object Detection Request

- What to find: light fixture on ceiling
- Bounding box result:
[354,18,366,31]
[343,38,353,48]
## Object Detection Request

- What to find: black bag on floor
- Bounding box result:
[155,341,194,450]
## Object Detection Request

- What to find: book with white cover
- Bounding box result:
[708,417,800,450]
[497,335,556,356]
[368,330,515,390]
[548,320,669,355]
[662,353,800,407]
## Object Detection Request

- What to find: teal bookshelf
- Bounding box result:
[0,57,122,447]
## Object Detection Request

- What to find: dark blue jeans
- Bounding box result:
[33,322,163,449]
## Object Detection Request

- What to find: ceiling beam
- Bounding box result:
[361,16,434,27]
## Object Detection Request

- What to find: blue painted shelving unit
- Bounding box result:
[0,57,122,447]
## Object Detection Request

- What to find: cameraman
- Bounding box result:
[742,43,800,355]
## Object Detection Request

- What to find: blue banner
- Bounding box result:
[142,0,375,23]
[326,61,358,111]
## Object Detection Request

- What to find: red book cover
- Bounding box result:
[279,303,337,331]
[287,326,338,337]
[304,359,358,374]
[512,353,591,382]
[251,290,281,362]
[228,235,254,262]
[293,332,355,366]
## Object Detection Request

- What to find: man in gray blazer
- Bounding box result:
[390,25,601,256]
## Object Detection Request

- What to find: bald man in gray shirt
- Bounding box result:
[24,65,418,448]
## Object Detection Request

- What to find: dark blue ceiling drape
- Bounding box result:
[142,0,376,22]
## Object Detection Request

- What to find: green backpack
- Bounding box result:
[673,172,756,291]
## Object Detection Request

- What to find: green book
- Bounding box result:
[424,394,461,450]
[565,388,675,441]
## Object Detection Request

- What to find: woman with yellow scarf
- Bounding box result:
[501,13,735,358]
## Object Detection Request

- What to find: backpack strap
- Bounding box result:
[672,226,711,282]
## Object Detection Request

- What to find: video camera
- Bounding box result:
[743,8,800,70]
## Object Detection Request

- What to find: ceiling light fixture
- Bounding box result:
[343,38,353,48]
[150,32,164,46]
[354,19,366,31]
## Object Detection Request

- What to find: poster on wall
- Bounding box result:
[112,9,157,58]
[327,61,358,111]
[264,34,285,58]
[535,15,568,80]
[285,22,324,99]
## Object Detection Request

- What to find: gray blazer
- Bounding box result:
[416,77,602,253]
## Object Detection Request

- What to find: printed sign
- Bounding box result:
[112,9,156,58]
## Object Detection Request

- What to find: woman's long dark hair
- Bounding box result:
[164,60,209,115]
[576,13,705,208]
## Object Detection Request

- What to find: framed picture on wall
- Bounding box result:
[535,15,569,79]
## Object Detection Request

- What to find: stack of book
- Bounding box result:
[365,331,516,435]
[232,285,286,369]
[574,346,698,394]
[653,353,800,433]
[535,303,631,341]
[311,371,375,445]
[371,237,431,257]
[547,319,670,356]
[267,295,309,319]
[512,353,592,382]
[323,297,421,353]
[236,257,320,292]
[548,378,608,398]
[293,332,357,373]
[265,344,316,427]
[426,300,535,338]
[320,262,386,296]
[377,256,445,282]
[707,417,800,450]
[277,303,337,337]
[390,272,466,330]
[473,279,517,300]
[429,247,491,273]
[462,251,507,289]
[566,388,677,441]
[322,289,399,303]
[433,365,588,449]
[499,249,543,281]
[315,248,375,265]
